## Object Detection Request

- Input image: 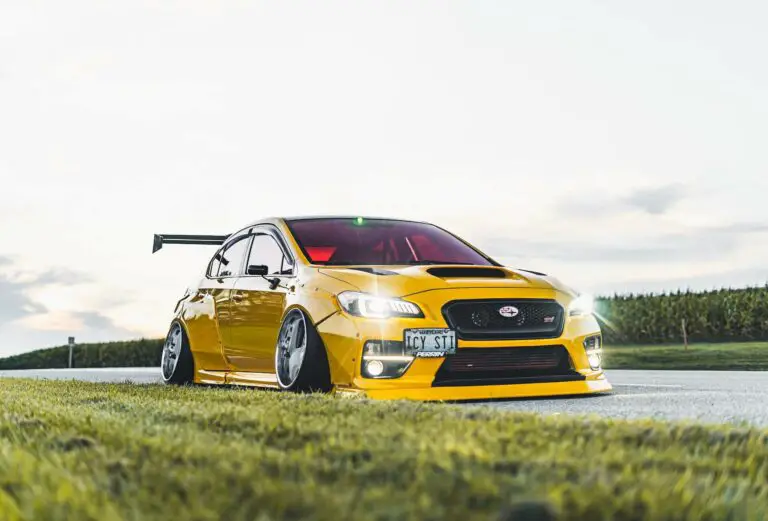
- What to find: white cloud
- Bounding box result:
[16,311,86,332]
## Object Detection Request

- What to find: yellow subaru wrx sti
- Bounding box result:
[153,217,611,400]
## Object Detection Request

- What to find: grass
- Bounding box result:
[1,380,768,520]
[603,342,768,370]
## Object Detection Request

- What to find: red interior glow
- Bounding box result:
[306,246,337,262]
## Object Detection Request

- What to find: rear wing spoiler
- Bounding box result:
[152,234,230,254]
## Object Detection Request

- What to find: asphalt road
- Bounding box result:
[1,368,766,426]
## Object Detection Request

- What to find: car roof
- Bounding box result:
[243,215,430,228]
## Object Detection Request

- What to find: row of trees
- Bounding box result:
[0,338,163,370]
[597,286,768,344]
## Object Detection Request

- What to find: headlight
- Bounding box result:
[337,291,424,318]
[568,294,594,316]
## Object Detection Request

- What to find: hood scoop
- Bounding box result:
[426,267,507,279]
[518,268,548,276]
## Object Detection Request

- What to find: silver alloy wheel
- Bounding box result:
[162,324,183,381]
[276,311,308,388]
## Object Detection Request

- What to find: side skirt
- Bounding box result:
[226,371,279,388]
[195,370,228,385]
[193,369,284,389]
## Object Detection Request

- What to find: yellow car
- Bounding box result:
[153,217,611,400]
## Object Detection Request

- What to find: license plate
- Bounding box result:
[404,328,456,357]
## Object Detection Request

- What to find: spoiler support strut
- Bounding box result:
[153,234,230,253]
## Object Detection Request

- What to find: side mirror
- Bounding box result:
[247,264,269,276]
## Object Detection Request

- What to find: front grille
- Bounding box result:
[432,345,584,387]
[442,299,564,340]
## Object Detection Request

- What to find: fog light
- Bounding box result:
[365,360,385,377]
[583,335,602,370]
[361,340,414,378]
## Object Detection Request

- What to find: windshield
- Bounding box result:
[286,218,495,266]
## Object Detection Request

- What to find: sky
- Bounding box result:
[1,0,767,356]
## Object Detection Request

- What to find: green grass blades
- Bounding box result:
[1,380,768,521]
[603,342,768,370]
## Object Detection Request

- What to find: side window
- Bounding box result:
[248,234,291,275]
[209,236,250,278]
[280,253,295,275]
[208,253,222,277]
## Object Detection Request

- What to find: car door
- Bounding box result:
[226,231,295,373]
[203,233,252,361]
[183,260,235,372]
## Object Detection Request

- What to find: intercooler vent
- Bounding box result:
[426,267,506,279]
[432,345,584,387]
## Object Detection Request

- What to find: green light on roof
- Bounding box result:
[354,217,365,225]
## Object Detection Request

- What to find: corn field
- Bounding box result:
[597,286,768,344]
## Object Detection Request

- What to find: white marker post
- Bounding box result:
[68,336,75,368]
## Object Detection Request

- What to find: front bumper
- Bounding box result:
[316,287,611,401]
[354,376,611,401]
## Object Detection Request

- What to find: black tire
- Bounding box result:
[161,322,195,385]
[275,309,333,393]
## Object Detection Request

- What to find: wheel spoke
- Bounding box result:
[288,350,302,380]
[288,323,300,351]
[162,325,182,380]
[277,313,308,387]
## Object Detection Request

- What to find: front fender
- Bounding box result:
[178,287,228,371]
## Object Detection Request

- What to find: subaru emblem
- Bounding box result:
[498,305,519,318]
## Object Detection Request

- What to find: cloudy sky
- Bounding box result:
[1,0,767,355]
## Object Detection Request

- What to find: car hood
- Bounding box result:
[317,265,571,298]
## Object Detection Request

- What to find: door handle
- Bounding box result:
[232,292,245,302]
